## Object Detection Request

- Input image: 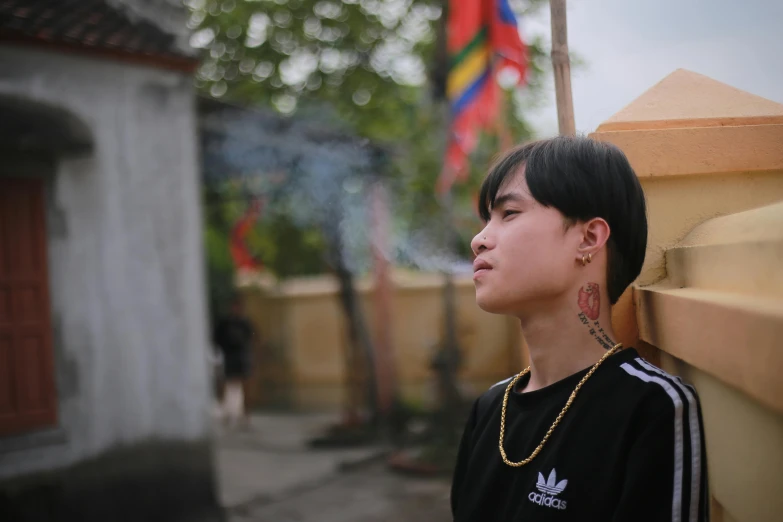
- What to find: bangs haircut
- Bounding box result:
[477,135,648,305]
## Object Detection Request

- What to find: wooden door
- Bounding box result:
[0,177,57,435]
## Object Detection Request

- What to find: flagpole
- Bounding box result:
[550,0,576,135]
[436,0,462,452]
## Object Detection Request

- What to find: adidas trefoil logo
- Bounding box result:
[528,469,568,510]
[536,469,568,495]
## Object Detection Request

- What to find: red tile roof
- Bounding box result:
[0,0,199,71]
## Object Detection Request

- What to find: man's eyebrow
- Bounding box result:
[493,192,528,208]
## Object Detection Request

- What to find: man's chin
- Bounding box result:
[475,292,508,315]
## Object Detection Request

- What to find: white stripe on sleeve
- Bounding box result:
[489,376,513,390]
[620,362,684,522]
[636,358,702,522]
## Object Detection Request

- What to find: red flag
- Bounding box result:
[230,197,263,271]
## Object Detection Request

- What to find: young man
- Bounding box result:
[451,136,708,521]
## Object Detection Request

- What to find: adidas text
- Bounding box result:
[528,491,567,510]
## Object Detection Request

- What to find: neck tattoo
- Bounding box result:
[577,282,616,350]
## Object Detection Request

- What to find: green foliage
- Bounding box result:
[252,212,329,277]
[188,0,441,143]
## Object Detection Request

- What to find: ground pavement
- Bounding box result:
[214,413,452,522]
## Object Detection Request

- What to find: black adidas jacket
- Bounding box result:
[451,348,709,521]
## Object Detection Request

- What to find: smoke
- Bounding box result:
[200,99,472,276]
[392,228,473,275]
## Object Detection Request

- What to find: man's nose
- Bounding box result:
[471,229,490,255]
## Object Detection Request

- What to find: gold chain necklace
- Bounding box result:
[499,343,622,467]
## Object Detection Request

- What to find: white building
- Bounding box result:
[0,1,220,520]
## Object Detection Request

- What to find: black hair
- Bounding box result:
[478,135,648,305]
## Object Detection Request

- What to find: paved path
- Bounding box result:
[229,462,452,522]
[214,413,451,521]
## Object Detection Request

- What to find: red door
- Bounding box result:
[0,177,58,435]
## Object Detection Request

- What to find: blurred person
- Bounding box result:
[451,136,708,521]
[213,295,255,428]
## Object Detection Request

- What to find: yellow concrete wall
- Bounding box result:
[592,69,783,522]
[638,171,783,285]
[239,271,524,411]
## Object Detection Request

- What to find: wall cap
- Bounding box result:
[595,68,783,132]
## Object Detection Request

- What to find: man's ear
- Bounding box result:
[578,217,611,254]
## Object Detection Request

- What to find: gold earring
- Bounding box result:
[581,255,587,266]
[587,253,592,264]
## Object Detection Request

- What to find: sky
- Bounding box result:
[519,0,783,136]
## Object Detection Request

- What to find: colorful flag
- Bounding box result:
[437,0,527,195]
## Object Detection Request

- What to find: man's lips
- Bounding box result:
[473,258,493,277]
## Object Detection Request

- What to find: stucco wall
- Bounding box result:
[0,47,212,481]
[241,271,525,412]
